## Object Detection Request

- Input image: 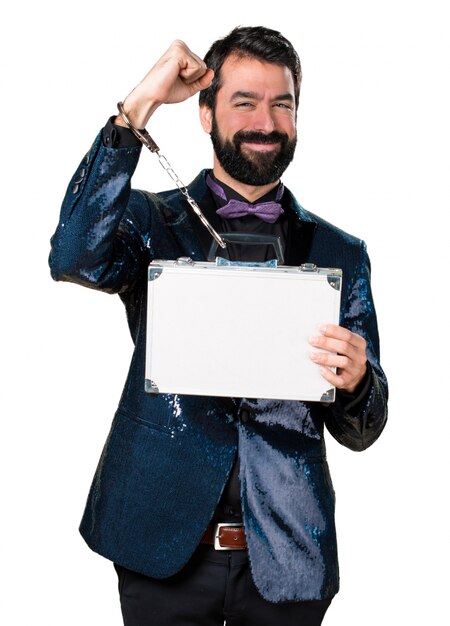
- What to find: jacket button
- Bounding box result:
[240,409,249,422]
[73,168,86,186]
[72,183,79,194]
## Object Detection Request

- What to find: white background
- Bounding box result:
[2,1,449,624]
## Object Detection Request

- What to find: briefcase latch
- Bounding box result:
[300,263,317,272]
[175,257,195,265]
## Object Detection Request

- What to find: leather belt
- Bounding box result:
[201,523,246,550]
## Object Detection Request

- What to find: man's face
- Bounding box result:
[201,54,297,187]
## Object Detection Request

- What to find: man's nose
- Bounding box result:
[249,105,276,133]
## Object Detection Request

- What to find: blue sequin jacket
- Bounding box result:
[49,131,388,602]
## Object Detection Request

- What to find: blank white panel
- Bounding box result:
[145,262,341,401]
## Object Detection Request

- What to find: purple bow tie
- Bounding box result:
[207,175,285,224]
[216,199,284,223]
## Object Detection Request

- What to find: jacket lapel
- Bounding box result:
[282,188,317,266]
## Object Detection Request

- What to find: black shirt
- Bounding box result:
[206,172,289,523]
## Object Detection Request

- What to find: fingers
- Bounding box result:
[310,351,351,370]
[175,41,211,84]
[310,325,366,359]
[120,40,213,129]
[309,324,367,393]
[312,324,366,348]
[315,362,367,394]
[157,40,212,96]
[194,67,215,89]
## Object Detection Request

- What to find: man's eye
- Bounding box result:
[274,102,292,109]
[235,102,254,108]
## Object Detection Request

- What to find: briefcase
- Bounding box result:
[145,259,342,402]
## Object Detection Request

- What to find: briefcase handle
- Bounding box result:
[207,233,284,265]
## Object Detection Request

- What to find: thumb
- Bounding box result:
[187,68,215,92]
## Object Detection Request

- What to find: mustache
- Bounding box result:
[233,130,289,146]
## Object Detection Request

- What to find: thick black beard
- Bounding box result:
[209,116,297,186]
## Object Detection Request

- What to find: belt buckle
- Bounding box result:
[213,522,244,550]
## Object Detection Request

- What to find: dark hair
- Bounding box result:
[199,26,302,110]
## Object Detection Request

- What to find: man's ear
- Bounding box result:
[199,104,213,134]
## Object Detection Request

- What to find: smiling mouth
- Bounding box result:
[241,141,280,152]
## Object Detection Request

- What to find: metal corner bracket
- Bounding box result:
[148,267,163,281]
[320,388,335,403]
[145,379,159,395]
[327,274,341,291]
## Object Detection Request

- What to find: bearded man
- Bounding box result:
[49,26,388,626]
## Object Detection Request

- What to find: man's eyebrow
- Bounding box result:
[273,93,295,102]
[230,91,260,101]
[230,91,294,102]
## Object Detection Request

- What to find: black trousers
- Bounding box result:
[114,545,332,626]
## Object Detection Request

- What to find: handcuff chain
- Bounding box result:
[117,102,226,249]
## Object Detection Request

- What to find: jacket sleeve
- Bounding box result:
[49,131,153,294]
[324,241,388,451]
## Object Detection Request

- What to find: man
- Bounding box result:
[49,26,388,626]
